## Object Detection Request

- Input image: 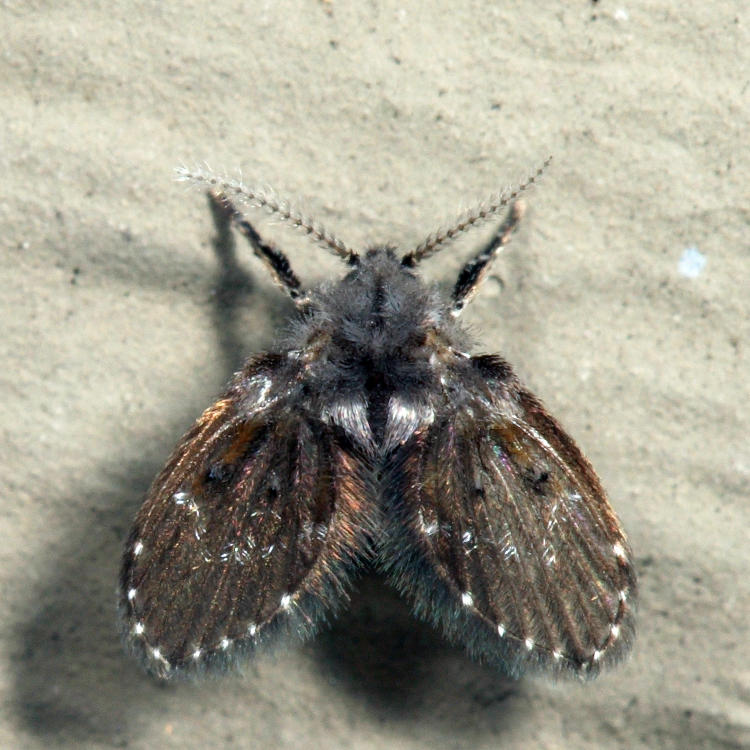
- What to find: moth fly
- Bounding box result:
[119,160,636,680]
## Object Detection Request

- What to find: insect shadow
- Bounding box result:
[313,573,520,715]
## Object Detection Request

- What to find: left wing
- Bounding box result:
[378,355,637,678]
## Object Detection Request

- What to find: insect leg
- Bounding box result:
[450,201,525,316]
[209,190,305,303]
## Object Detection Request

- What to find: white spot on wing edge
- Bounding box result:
[280,593,293,610]
[497,624,506,637]
[613,542,626,560]
[610,623,621,640]
[127,588,137,601]
[192,648,202,660]
[247,623,257,636]
[133,621,145,636]
[220,637,231,650]
[133,540,143,556]
[461,591,473,607]
[525,638,534,651]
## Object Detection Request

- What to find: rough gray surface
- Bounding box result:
[1,2,748,748]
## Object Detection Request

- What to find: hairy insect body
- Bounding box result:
[293,249,457,450]
[120,165,636,681]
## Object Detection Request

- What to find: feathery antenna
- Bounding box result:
[176,165,357,263]
[403,156,551,266]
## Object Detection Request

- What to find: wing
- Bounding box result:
[378,354,636,678]
[119,354,375,678]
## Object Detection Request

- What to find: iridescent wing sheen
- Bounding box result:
[379,355,637,678]
[119,354,375,678]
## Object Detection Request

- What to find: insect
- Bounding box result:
[119,161,636,680]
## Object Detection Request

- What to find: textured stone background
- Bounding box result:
[2,2,748,748]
